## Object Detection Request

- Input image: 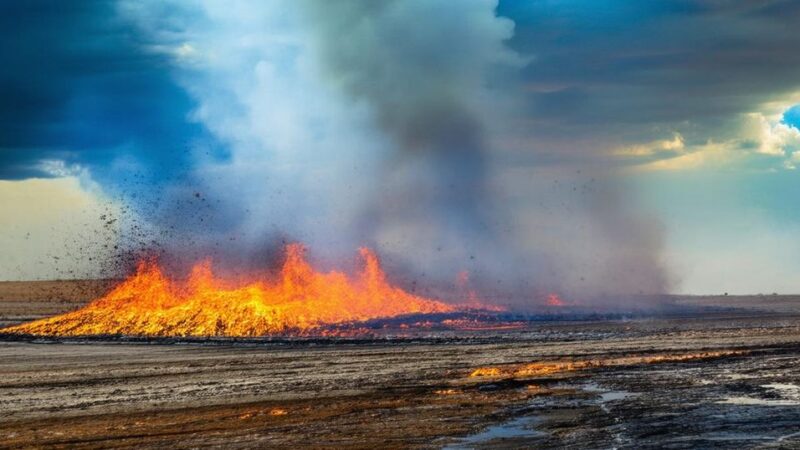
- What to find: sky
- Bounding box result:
[2,0,800,296]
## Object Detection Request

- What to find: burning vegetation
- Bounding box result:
[0,244,494,338]
[468,350,748,379]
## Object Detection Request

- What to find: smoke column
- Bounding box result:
[121,0,671,308]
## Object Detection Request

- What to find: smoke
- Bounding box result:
[121,0,671,308]
[299,0,525,282]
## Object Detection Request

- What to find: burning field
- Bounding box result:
[5,2,800,448]
[2,242,800,449]
[0,244,482,338]
[2,247,800,448]
[2,278,800,448]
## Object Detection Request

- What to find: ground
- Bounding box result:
[1,282,799,449]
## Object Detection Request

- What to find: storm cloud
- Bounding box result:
[500,0,800,165]
[0,0,204,189]
[5,1,800,296]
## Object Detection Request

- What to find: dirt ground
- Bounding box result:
[0,280,114,328]
[1,282,799,448]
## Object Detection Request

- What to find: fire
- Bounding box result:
[0,244,470,338]
[468,350,747,379]
[238,408,288,420]
[433,389,460,396]
[455,270,481,308]
[546,293,565,307]
[455,271,505,312]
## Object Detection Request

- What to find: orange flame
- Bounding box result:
[546,293,565,307]
[468,350,747,379]
[455,271,505,312]
[1,244,471,337]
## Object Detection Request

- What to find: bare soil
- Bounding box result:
[0,280,114,327]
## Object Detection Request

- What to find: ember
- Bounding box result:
[469,350,747,379]
[0,244,494,338]
[546,293,565,307]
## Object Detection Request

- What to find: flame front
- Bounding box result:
[1,244,460,337]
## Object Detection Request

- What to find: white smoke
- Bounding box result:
[121,0,671,307]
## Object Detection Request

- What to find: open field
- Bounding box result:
[1,282,800,448]
[0,280,115,328]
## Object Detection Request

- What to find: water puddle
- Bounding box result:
[445,415,543,449]
[579,381,634,410]
[718,382,800,406]
[718,396,800,406]
[600,390,630,402]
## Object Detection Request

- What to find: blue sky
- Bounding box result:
[2,0,800,295]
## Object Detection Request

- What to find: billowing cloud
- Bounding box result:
[499,1,800,170]
[632,104,800,171]
[0,0,205,194]
[115,0,673,305]
[5,1,800,294]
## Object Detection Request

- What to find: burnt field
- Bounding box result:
[1,282,800,448]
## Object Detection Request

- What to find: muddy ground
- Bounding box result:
[0,281,799,448]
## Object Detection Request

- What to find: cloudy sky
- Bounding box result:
[2,0,800,296]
